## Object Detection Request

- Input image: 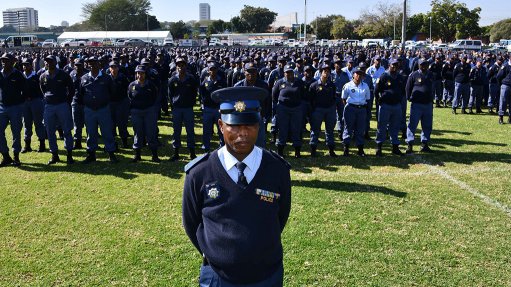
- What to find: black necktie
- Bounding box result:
[235,162,248,188]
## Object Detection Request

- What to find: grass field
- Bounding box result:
[1,106,510,286]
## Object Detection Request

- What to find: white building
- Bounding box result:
[3,7,38,31]
[199,3,211,21]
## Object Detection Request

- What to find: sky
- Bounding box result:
[2,0,508,28]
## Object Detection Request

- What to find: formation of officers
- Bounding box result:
[1,44,511,167]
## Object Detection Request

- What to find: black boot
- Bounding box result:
[189,148,197,160]
[310,145,317,157]
[294,146,301,158]
[461,109,467,114]
[21,140,32,153]
[406,143,413,154]
[343,144,350,157]
[277,145,285,157]
[452,108,457,115]
[66,150,74,164]
[435,100,441,108]
[392,144,403,156]
[132,148,142,162]
[420,143,432,153]
[121,138,129,149]
[108,152,118,163]
[468,108,473,114]
[73,139,82,150]
[151,149,161,163]
[38,139,46,152]
[82,150,96,164]
[328,145,337,157]
[12,152,21,166]
[0,152,13,167]
[499,116,504,124]
[364,132,372,140]
[47,152,60,165]
[508,116,511,124]
[357,145,366,157]
[170,147,180,162]
[375,143,383,157]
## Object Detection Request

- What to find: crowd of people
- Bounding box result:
[1,44,510,166]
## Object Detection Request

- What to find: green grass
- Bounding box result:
[1,107,510,286]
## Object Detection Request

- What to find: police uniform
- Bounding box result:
[341,67,371,156]
[441,58,455,107]
[332,60,351,139]
[452,56,471,114]
[21,57,46,153]
[0,53,25,166]
[70,58,88,149]
[429,56,444,107]
[200,63,226,152]
[108,61,131,148]
[487,57,503,113]
[468,61,487,113]
[497,59,511,124]
[182,86,290,287]
[405,59,434,153]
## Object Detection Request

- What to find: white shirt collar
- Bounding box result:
[221,145,261,173]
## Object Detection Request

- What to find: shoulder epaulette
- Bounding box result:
[268,150,292,169]
[184,152,210,173]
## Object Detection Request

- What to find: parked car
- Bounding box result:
[41,39,57,48]
[60,39,89,47]
[124,39,147,47]
[163,37,174,47]
[102,38,113,46]
[448,39,482,51]
[114,39,127,47]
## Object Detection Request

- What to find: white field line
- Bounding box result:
[416,156,511,218]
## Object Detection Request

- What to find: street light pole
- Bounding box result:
[304,0,307,42]
[17,11,21,35]
[105,14,108,39]
[429,16,432,43]
[394,16,396,40]
[401,0,407,49]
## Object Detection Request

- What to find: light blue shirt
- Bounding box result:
[218,145,262,184]
[341,67,353,80]
[342,80,371,105]
[366,65,385,86]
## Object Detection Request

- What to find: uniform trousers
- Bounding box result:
[335,97,345,133]
[342,104,367,146]
[310,105,336,147]
[432,80,443,102]
[499,84,511,116]
[44,102,74,153]
[276,104,302,147]
[443,80,454,104]
[199,264,283,287]
[131,107,158,150]
[0,104,23,153]
[22,98,45,141]
[469,85,483,110]
[71,102,84,141]
[202,106,222,151]
[110,98,130,140]
[84,106,116,152]
[488,83,500,108]
[453,82,470,110]
[172,107,195,149]
[376,103,402,145]
[406,102,433,144]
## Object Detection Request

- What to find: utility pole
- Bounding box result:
[146,14,149,41]
[393,16,396,40]
[429,16,432,43]
[401,0,407,49]
[105,14,108,39]
[304,0,307,42]
[17,11,21,35]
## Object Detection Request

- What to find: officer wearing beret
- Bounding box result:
[0,53,25,166]
[70,58,88,150]
[341,66,371,157]
[374,58,405,156]
[77,57,118,163]
[182,86,291,287]
[497,57,511,124]
[200,62,226,152]
[272,64,305,157]
[40,55,75,165]
[452,55,471,114]
[128,65,160,162]
[21,57,46,153]
[309,63,337,157]
[108,61,131,148]
[405,58,434,153]
[168,57,199,161]
[234,62,271,148]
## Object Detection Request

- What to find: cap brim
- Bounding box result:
[221,113,260,125]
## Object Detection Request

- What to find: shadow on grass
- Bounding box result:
[293,179,407,198]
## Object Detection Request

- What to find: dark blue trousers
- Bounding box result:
[453,82,470,110]
[310,105,336,147]
[22,98,45,141]
[489,83,500,108]
[44,103,74,153]
[131,107,158,150]
[72,103,84,141]
[199,264,283,287]
[342,104,367,146]
[499,84,511,116]
[406,102,433,144]
[433,80,443,102]
[276,104,302,147]
[443,80,454,103]
[172,107,195,149]
[0,104,23,153]
[469,85,483,110]
[376,103,402,145]
[84,106,116,152]
[202,106,223,151]
[110,98,130,140]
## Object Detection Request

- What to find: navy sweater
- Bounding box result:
[127,80,157,110]
[40,69,74,105]
[168,73,198,108]
[272,78,304,107]
[374,71,405,105]
[0,69,25,106]
[406,70,434,104]
[182,149,291,284]
[78,72,113,110]
[309,79,336,108]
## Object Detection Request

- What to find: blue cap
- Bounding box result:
[212,87,268,125]
[418,58,428,65]
[284,64,295,72]
[86,56,99,62]
[389,58,399,65]
[319,63,331,71]
[244,62,258,71]
[207,62,218,69]
[135,65,146,73]
[352,67,366,75]
[44,55,57,62]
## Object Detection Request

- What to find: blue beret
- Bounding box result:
[212,87,268,125]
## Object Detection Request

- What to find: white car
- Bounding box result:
[163,38,174,46]
[41,39,57,48]
[60,39,89,47]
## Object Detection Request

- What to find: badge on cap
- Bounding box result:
[208,187,220,199]
[418,78,422,83]
[280,84,286,89]
[234,101,246,112]
[387,81,391,86]
[319,86,323,91]
[205,83,209,88]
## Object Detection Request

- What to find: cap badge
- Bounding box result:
[208,187,219,199]
[418,78,422,83]
[234,101,246,112]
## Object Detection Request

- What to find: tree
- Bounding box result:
[207,20,226,34]
[82,0,160,31]
[331,16,357,39]
[239,5,277,33]
[430,0,481,42]
[407,13,428,37]
[230,16,249,33]
[356,1,401,38]
[489,18,511,42]
[0,25,16,33]
[168,21,190,39]
[313,15,338,39]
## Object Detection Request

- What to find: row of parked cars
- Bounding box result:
[38,37,175,48]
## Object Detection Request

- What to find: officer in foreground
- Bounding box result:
[182,87,291,287]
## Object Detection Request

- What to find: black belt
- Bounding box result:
[348,104,367,108]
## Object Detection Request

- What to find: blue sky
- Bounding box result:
[3,0,508,27]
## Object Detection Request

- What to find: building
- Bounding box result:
[199,3,211,21]
[61,21,69,27]
[2,7,39,31]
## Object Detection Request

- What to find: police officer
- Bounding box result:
[0,53,25,166]
[468,59,487,114]
[405,59,434,153]
[234,62,270,148]
[441,56,455,108]
[497,56,511,124]
[332,58,351,140]
[128,65,160,162]
[341,66,371,157]
[268,56,287,144]
[374,58,405,156]
[70,58,88,149]
[452,55,471,114]
[40,55,75,165]
[301,65,316,136]
[430,55,444,107]
[309,63,337,157]
[182,86,291,287]
[108,61,130,148]
[272,64,305,157]
[77,56,118,163]
[200,62,226,152]
[21,57,46,153]
[487,56,503,114]
[168,57,199,161]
